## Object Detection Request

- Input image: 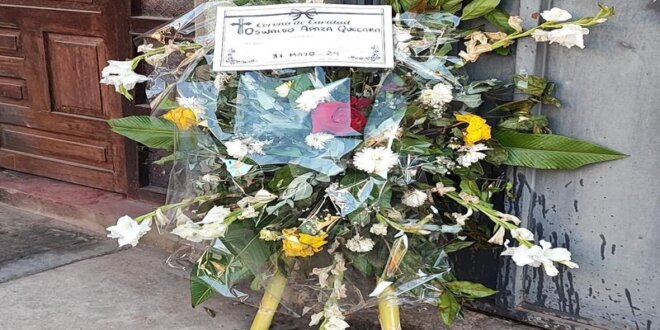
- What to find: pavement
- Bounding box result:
[0,203,535,330]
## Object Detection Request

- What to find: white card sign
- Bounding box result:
[212,4,394,71]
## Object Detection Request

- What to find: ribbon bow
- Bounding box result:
[289,9,318,21]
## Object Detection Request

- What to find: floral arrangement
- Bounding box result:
[103,2,623,329]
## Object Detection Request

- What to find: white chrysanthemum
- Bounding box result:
[345,234,375,253]
[353,147,399,177]
[275,81,292,97]
[225,139,249,159]
[419,83,453,108]
[305,132,335,150]
[401,189,428,207]
[296,88,331,112]
[456,143,490,167]
[540,7,572,22]
[224,137,270,159]
[214,73,232,91]
[106,215,151,247]
[547,24,590,49]
[370,223,388,236]
[501,239,579,277]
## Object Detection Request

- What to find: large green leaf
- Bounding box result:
[461,0,501,20]
[446,281,497,298]
[222,220,272,277]
[108,116,178,150]
[438,290,461,326]
[494,129,627,169]
[190,272,217,307]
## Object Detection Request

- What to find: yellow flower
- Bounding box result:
[282,228,328,257]
[455,113,492,145]
[162,107,197,130]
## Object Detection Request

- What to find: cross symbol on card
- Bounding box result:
[231,18,252,34]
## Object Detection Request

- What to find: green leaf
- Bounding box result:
[191,273,217,307]
[514,74,548,97]
[443,240,475,253]
[461,0,501,20]
[108,116,179,150]
[438,290,461,326]
[442,0,463,13]
[446,281,497,298]
[222,221,272,277]
[494,129,628,169]
[484,8,515,33]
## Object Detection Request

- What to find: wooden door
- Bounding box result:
[0,0,130,192]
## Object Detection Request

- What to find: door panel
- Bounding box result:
[0,0,130,192]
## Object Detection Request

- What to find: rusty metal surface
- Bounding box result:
[493,0,660,329]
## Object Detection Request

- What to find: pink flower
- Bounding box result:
[311,101,357,136]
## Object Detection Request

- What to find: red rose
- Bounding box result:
[350,96,372,132]
[311,101,355,136]
[350,108,367,132]
[351,96,372,112]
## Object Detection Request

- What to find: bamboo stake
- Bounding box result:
[377,281,402,330]
[250,271,288,330]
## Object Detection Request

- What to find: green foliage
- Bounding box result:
[494,129,628,169]
[108,116,181,150]
[446,281,497,298]
[438,290,461,325]
[461,0,501,20]
[443,240,475,253]
[190,269,217,307]
[484,8,515,33]
[222,220,272,277]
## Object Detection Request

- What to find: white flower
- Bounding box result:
[459,192,480,204]
[547,24,590,49]
[501,240,579,277]
[198,221,228,239]
[214,73,232,91]
[346,234,375,253]
[276,81,292,97]
[531,29,550,42]
[511,228,535,241]
[488,226,506,245]
[238,206,258,219]
[402,189,428,207]
[200,206,231,224]
[419,83,453,109]
[106,216,151,247]
[254,189,278,202]
[171,221,203,243]
[370,223,388,236]
[496,211,522,225]
[353,147,399,178]
[296,88,331,112]
[100,60,149,96]
[305,132,335,150]
[137,43,155,53]
[540,8,573,22]
[456,143,490,167]
[451,208,473,226]
[431,182,456,196]
[508,16,523,32]
[224,137,270,159]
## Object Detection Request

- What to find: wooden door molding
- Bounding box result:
[0,0,132,193]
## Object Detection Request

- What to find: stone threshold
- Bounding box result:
[0,169,181,252]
